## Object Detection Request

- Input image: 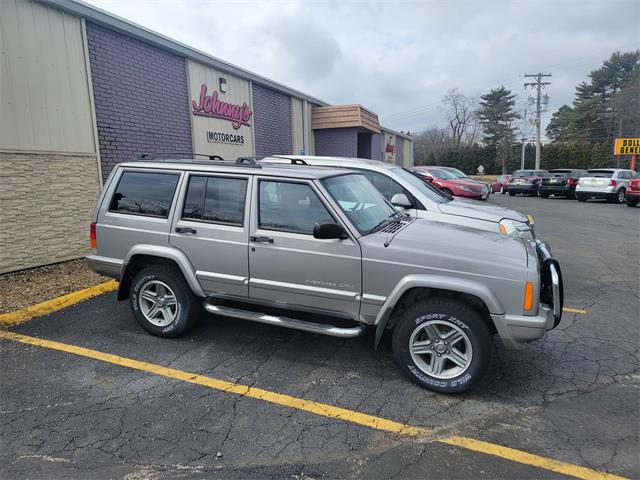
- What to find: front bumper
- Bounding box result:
[492,241,563,350]
[455,190,489,200]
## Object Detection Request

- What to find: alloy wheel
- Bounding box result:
[138,280,179,326]
[409,319,473,379]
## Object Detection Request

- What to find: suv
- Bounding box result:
[261,156,531,236]
[508,170,548,196]
[538,169,587,199]
[575,169,635,203]
[87,158,563,393]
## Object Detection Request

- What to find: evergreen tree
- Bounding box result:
[477,86,519,173]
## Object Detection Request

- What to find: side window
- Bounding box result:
[359,170,410,203]
[258,181,334,234]
[182,175,247,226]
[109,171,179,218]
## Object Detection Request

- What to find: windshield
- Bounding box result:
[446,168,468,178]
[429,168,458,180]
[321,174,398,234]
[513,170,534,177]
[393,168,449,202]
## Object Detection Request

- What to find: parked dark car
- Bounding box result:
[626,174,640,207]
[490,175,512,194]
[538,169,587,199]
[508,170,548,196]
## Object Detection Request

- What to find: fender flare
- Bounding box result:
[121,245,205,298]
[373,274,504,349]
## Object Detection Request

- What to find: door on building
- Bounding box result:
[247,176,362,318]
[357,132,372,159]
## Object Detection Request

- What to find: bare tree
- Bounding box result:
[441,89,477,149]
[413,127,453,165]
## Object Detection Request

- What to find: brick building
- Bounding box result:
[0,0,414,273]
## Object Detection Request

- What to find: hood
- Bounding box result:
[438,197,528,223]
[449,178,482,187]
[365,219,527,281]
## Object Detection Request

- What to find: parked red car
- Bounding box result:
[626,175,640,207]
[490,175,512,194]
[412,167,489,200]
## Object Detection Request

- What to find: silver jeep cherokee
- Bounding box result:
[87,158,563,393]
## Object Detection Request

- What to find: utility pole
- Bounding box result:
[521,109,528,170]
[524,73,551,169]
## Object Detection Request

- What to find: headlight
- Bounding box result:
[459,184,475,192]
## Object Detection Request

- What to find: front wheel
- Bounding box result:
[130,264,200,337]
[392,298,492,393]
[576,194,587,202]
[508,191,516,196]
[539,191,549,198]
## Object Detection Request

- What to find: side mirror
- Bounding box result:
[313,223,348,240]
[390,193,412,209]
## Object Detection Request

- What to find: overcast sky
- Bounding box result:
[85,0,639,136]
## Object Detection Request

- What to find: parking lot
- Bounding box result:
[1,194,638,479]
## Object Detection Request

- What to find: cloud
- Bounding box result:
[85,0,639,134]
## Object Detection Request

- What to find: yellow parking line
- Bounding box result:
[0,280,118,327]
[0,330,627,480]
[563,307,588,314]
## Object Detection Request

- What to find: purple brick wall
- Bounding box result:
[252,84,292,156]
[314,128,358,157]
[370,133,383,161]
[86,23,192,180]
[395,136,405,166]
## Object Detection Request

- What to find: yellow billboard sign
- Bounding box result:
[614,138,640,155]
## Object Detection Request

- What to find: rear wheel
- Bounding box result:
[576,194,587,202]
[539,191,549,198]
[130,264,200,337]
[626,196,638,207]
[392,297,492,393]
[508,191,516,197]
[617,188,626,204]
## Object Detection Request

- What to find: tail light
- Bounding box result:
[567,178,575,185]
[609,179,617,187]
[90,222,97,249]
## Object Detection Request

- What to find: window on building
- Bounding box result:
[109,171,179,218]
[259,181,334,234]
[182,175,247,226]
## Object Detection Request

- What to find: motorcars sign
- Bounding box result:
[613,138,640,155]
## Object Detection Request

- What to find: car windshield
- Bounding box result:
[392,168,449,202]
[513,170,534,177]
[321,174,399,235]
[446,168,468,178]
[429,168,458,180]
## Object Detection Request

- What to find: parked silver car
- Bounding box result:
[261,156,534,237]
[87,158,563,393]
[575,168,636,203]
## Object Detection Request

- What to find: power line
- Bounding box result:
[524,73,551,169]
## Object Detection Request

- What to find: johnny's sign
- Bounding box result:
[192,84,252,129]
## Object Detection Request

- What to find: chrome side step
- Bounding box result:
[203,302,366,338]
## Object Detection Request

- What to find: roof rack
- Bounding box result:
[133,153,266,169]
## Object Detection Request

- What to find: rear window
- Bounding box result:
[549,170,571,174]
[109,171,179,218]
[513,170,533,177]
[587,170,614,178]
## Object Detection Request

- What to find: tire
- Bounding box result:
[626,197,638,207]
[576,194,587,202]
[616,188,626,204]
[441,188,454,197]
[391,297,492,394]
[130,264,200,338]
[508,191,516,196]
[539,192,549,198]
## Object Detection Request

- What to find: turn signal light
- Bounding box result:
[90,222,97,249]
[523,281,534,311]
[499,223,508,234]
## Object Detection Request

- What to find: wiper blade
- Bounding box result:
[366,212,401,235]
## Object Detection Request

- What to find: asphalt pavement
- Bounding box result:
[1,193,638,479]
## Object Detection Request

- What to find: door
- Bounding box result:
[248,177,362,318]
[170,173,250,297]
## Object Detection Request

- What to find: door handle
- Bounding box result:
[250,236,274,243]
[175,227,197,234]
